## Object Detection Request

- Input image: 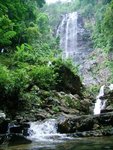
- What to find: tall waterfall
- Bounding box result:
[94,85,106,115]
[57,12,78,60]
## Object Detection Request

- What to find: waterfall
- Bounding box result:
[109,84,113,90]
[94,85,106,115]
[28,119,71,142]
[57,12,78,60]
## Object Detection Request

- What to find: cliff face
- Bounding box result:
[79,48,111,87]
[57,12,93,65]
[76,14,93,64]
[56,11,112,87]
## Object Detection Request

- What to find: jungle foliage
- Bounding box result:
[43,0,113,52]
[0,0,61,113]
[1,0,113,115]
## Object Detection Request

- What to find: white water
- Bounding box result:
[109,84,113,91]
[94,85,106,115]
[28,119,71,142]
[57,12,78,60]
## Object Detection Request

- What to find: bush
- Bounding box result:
[14,44,37,64]
[29,65,56,90]
[0,65,14,95]
[0,15,16,46]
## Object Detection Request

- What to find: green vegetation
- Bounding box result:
[44,0,113,81]
[1,0,113,117]
[44,0,113,52]
[0,0,80,116]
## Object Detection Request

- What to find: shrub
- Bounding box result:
[29,65,56,90]
[0,65,14,95]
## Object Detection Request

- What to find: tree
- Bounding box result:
[0,15,16,47]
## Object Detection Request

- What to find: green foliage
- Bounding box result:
[53,58,78,76]
[87,85,100,96]
[43,0,113,51]
[36,0,45,8]
[0,15,16,46]
[12,68,30,91]
[91,0,113,52]
[52,106,60,113]
[0,65,14,94]
[64,95,79,108]
[0,64,30,96]
[29,65,56,90]
[36,13,50,34]
[14,44,35,63]
[0,0,46,47]
[19,91,42,109]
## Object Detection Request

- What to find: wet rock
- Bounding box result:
[9,122,30,136]
[57,112,113,134]
[0,117,10,144]
[0,112,6,119]
[0,119,10,134]
[34,113,47,120]
[0,135,8,144]
[59,106,79,114]
[9,134,32,145]
[10,126,23,134]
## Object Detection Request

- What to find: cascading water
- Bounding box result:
[28,119,71,142]
[94,85,106,115]
[57,12,78,60]
[109,84,113,90]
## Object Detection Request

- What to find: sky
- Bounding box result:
[46,0,71,4]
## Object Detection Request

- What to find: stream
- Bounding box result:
[1,136,113,150]
[0,117,113,150]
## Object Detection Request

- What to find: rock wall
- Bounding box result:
[79,48,112,86]
[57,112,113,137]
[57,12,93,65]
[76,14,93,64]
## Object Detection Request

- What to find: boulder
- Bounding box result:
[57,112,113,134]
[72,128,113,137]
[55,65,83,96]
[0,118,10,134]
[0,121,8,134]
[8,134,32,145]
[10,122,30,136]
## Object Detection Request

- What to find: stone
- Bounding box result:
[10,126,23,134]
[0,119,9,134]
[57,112,113,134]
[8,134,32,145]
[0,113,6,119]
[55,64,83,96]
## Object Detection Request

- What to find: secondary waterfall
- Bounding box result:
[57,12,78,60]
[28,119,71,142]
[94,85,106,115]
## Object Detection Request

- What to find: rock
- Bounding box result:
[101,108,113,113]
[34,113,46,120]
[0,135,8,144]
[9,121,30,137]
[8,134,32,145]
[0,119,10,134]
[57,112,113,134]
[59,106,79,114]
[0,112,6,119]
[72,129,107,137]
[55,64,83,96]
[79,49,111,87]
[10,126,23,134]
